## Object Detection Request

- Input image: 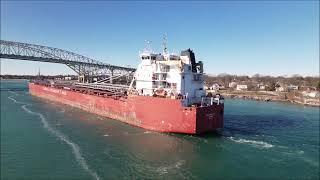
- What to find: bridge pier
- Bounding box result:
[78,75,85,83]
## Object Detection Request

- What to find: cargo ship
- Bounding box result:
[29,45,224,134]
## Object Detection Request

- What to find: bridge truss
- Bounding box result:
[0,40,136,82]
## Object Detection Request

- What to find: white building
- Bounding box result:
[210,83,220,90]
[302,91,320,98]
[236,85,247,91]
[64,76,72,80]
[287,84,299,91]
[259,85,265,90]
[228,82,237,88]
[276,86,285,92]
[256,83,265,90]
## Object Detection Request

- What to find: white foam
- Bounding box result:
[157,167,168,175]
[103,134,109,137]
[229,137,274,148]
[21,105,100,180]
[303,157,319,167]
[156,160,186,175]
[297,150,304,155]
[8,96,30,105]
[8,91,19,96]
[175,160,185,168]
[281,149,305,156]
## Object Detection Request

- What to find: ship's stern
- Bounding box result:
[195,104,224,134]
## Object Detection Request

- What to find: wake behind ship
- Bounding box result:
[29,44,224,134]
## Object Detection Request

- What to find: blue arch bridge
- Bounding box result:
[0,40,136,83]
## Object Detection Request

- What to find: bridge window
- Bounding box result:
[171,83,177,89]
[142,56,151,60]
[193,74,201,81]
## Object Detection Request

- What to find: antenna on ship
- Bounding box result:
[162,33,170,61]
[37,67,41,80]
[162,33,168,55]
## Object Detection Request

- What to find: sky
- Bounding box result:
[0,1,319,76]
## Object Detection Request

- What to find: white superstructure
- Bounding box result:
[132,43,213,106]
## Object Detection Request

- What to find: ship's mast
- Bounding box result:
[162,34,170,61]
[162,34,168,55]
[37,67,41,79]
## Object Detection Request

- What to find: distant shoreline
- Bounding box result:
[221,92,320,107]
[1,79,319,107]
[0,79,29,81]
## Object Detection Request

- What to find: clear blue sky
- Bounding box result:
[1,1,319,76]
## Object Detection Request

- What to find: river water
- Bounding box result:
[1,80,319,179]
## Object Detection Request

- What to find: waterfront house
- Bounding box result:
[228,82,237,88]
[210,83,220,90]
[300,86,317,91]
[64,76,72,80]
[276,86,285,92]
[287,84,299,91]
[302,91,320,98]
[257,83,266,90]
[236,84,248,91]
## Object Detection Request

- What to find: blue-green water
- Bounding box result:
[1,80,319,179]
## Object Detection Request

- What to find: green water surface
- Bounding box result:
[1,80,319,179]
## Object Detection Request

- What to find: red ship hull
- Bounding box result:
[29,83,224,134]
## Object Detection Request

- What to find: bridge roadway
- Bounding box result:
[0,40,136,81]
